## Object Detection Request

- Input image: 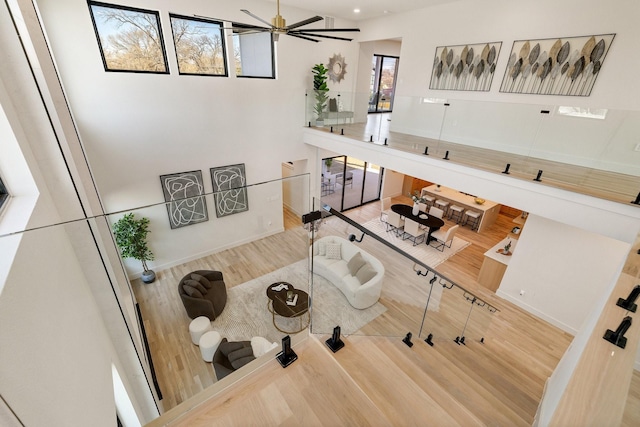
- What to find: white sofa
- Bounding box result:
[311,236,385,309]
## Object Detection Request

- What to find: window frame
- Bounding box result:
[87,1,170,74]
[232,28,276,79]
[169,13,229,77]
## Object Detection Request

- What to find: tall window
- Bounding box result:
[169,14,228,76]
[0,177,8,212]
[88,1,169,73]
[232,30,275,78]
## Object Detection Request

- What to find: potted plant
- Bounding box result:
[113,213,156,283]
[312,63,329,126]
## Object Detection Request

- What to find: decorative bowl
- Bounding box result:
[474,198,486,205]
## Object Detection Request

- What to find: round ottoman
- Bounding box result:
[189,316,212,345]
[199,331,222,362]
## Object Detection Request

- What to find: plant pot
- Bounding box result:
[141,269,156,284]
[315,119,325,127]
[412,203,420,216]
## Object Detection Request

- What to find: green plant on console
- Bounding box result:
[113,213,155,282]
[312,63,329,121]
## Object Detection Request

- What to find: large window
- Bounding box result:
[169,14,228,76]
[88,1,169,73]
[232,30,275,78]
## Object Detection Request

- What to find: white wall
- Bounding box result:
[497,215,630,334]
[356,0,640,175]
[34,0,360,275]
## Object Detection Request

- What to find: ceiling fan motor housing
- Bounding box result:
[271,14,286,30]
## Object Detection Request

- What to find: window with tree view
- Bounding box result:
[88,1,168,73]
[169,15,228,76]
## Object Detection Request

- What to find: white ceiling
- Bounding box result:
[268,0,461,21]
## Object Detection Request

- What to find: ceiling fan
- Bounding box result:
[232,0,360,42]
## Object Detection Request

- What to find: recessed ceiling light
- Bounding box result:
[353,9,360,13]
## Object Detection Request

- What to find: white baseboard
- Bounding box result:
[496,289,578,336]
[128,227,286,279]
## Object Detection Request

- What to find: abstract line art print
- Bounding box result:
[429,42,502,91]
[499,34,615,96]
[160,170,208,229]
[210,164,248,218]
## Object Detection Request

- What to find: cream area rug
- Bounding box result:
[361,218,471,268]
[211,259,387,343]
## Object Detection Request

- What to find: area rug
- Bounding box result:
[211,259,387,343]
[361,218,471,268]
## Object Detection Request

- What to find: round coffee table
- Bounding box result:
[266,282,310,334]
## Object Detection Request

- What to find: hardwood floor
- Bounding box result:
[135,197,640,425]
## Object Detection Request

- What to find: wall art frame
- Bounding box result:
[429,42,502,91]
[160,170,208,229]
[210,163,249,218]
[499,33,615,96]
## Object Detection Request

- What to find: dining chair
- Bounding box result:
[429,224,460,252]
[428,206,444,219]
[402,218,425,246]
[386,210,405,236]
[380,197,392,222]
[418,202,427,213]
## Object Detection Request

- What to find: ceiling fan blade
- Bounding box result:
[230,21,271,31]
[290,32,354,41]
[286,15,323,30]
[293,28,360,33]
[287,33,320,43]
[240,9,274,28]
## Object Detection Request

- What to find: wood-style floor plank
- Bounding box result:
[137,197,639,426]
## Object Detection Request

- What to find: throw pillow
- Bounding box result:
[325,242,342,260]
[191,273,212,289]
[318,241,327,256]
[355,262,377,285]
[347,252,367,276]
[184,279,207,295]
[251,337,278,357]
[183,284,203,299]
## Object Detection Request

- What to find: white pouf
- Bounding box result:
[199,331,222,362]
[189,316,212,345]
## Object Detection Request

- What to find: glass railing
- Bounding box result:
[305,91,640,203]
[308,201,498,345]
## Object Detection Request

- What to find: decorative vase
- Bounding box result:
[412,203,420,216]
[141,269,156,284]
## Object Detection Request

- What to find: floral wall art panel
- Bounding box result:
[499,34,615,96]
[430,42,502,91]
[210,163,249,218]
[160,170,208,229]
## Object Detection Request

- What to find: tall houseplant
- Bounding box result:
[312,63,329,126]
[113,213,156,283]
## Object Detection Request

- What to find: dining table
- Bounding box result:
[391,204,445,243]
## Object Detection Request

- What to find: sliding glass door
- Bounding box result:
[321,155,383,212]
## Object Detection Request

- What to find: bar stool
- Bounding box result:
[448,205,465,223]
[464,211,481,231]
[435,199,450,217]
[422,194,435,209]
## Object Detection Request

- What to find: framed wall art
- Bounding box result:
[499,34,615,96]
[160,170,208,229]
[430,42,502,91]
[210,164,249,218]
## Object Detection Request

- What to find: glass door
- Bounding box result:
[369,55,399,113]
[321,156,383,211]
